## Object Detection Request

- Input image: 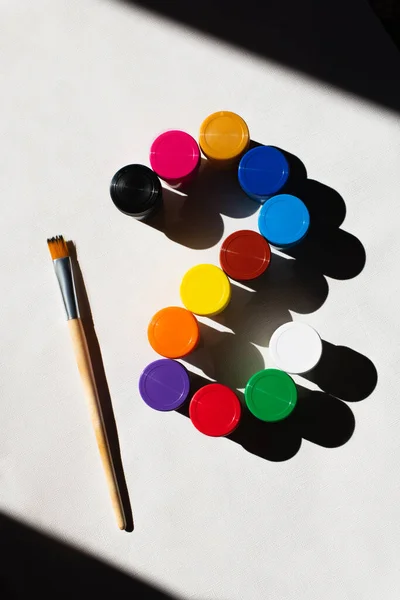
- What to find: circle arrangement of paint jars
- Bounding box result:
[109,112,324,440]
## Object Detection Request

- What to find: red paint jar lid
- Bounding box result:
[219,230,271,280]
[189,383,241,437]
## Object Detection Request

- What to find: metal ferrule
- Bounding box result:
[53,257,79,320]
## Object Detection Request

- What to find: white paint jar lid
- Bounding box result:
[269,322,322,374]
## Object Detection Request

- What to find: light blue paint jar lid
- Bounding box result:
[238,146,289,203]
[258,194,310,248]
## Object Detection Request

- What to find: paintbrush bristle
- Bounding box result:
[47,235,69,260]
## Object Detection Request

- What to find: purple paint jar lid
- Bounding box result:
[139,359,190,411]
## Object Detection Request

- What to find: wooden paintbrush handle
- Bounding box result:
[68,318,126,530]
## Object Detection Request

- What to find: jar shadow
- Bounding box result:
[177,373,356,462]
[146,159,258,249]
[183,324,265,390]
[303,341,378,402]
[212,254,329,347]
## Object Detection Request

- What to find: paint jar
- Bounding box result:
[110,164,162,221]
[245,369,297,422]
[238,146,289,203]
[199,111,250,167]
[189,383,242,436]
[180,264,231,317]
[269,322,322,374]
[150,130,200,189]
[258,194,310,248]
[148,306,200,359]
[219,230,271,281]
[139,359,190,411]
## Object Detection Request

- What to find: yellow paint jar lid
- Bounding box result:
[199,111,250,162]
[180,264,231,316]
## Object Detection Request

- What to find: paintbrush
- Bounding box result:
[47,236,126,530]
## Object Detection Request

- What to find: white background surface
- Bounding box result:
[1,1,400,598]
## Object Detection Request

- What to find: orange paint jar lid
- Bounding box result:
[199,111,250,163]
[148,306,200,359]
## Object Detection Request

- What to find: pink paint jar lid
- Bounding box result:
[150,130,200,182]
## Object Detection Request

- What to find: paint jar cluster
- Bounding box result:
[111,111,321,437]
[110,111,311,249]
[140,243,323,437]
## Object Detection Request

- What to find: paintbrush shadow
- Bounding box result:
[67,241,133,532]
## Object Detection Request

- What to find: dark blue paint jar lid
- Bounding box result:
[258,194,310,248]
[238,146,289,203]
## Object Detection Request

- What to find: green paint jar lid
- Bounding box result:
[244,369,297,422]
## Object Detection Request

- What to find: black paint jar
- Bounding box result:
[110,164,162,221]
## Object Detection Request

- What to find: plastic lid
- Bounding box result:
[189,383,241,436]
[139,359,190,411]
[258,194,310,247]
[199,111,249,162]
[245,369,297,422]
[180,264,231,316]
[238,146,289,199]
[269,322,322,374]
[148,306,199,359]
[150,130,200,181]
[219,230,271,280]
[110,164,162,216]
